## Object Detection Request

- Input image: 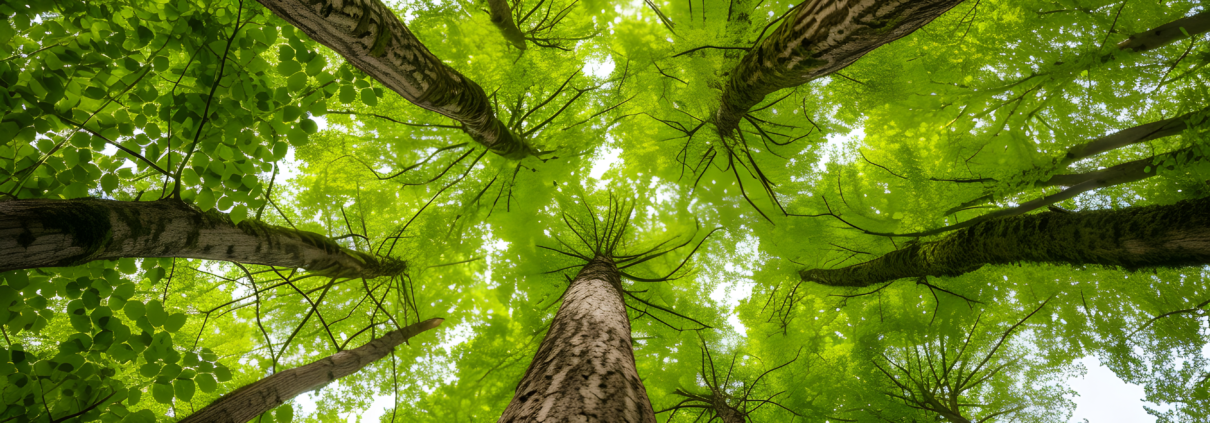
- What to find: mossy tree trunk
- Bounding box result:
[802,196,1210,287]
[0,199,404,278]
[714,0,963,136]
[487,0,527,50]
[498,255,656,423]
[255,0,535,158]
[179,318,443,423]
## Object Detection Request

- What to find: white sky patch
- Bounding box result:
[585,56,616,81]
[1067,356,1159,422]
[589,144,621,180]
[816,126,864,172]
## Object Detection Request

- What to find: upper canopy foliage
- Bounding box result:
[1,0,1208,422]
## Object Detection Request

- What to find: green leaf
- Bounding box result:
[360,88,377,107]
[196,373,217,393]
[287,72,308,92]
[151,382,174,404]
[230,205,249,225]
[174,378,195,401]
[276,404,294,423]
[163,313,187,332]
[139,362,161,378]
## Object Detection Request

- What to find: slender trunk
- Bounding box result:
[944,109,1207,216]
[499,255,656,423]
[714,0,963,135]
[1117,11,1210,52]
[487,0,527,50]
[179,318,442,423]
[0,199,404,278]
[1044,145,1201,188]
[802,195,1210,287]
[256,0,534,158]
[1061,106,1208,167]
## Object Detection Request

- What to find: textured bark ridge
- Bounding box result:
[179,318,442,423]
[802,196,1210,287]
[0,199,405,278]
[255,0,534,158]
[714,0,963,135]
[499,256,656,423]
[487,0,527,50]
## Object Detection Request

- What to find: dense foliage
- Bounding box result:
[1,0,1208,422]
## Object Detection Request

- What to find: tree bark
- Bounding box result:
[487,0,527,50]
[714,0,963,136]
[1060,106,1208,167]
[179,318,443,423]
[499,255,656,423]
[1117,11,1210,52]
[802,195,1210,287]
[255,0,535,159]
[0,199,404,278]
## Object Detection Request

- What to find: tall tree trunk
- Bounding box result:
[802,195,1210,287]
[487,0,527,50]
[255,0,535,159]
[179,318,443,423]
[499,255,656,423]
[0,199,404,278]
[1060,106,1208,167]
[714,0,963,136]
[1117,11,1210,52]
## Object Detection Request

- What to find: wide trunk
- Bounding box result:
[179,318,442,423]
[714,0,963,135]
[255,0,534,158]
[499,255,656,423]
[0,199,404,278]
[802,196,1210,287]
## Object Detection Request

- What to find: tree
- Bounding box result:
[3,0,1210,422]
[179,318,441,423]
[1,199,405,277]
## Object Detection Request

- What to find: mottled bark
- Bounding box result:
[1117,11,1210,52]
[256,0,535,158]
[499,255,656,423]
[179,318,442,423]
[487,0,527,50]
[0,199,404,278]
[714,0,963,135]
[802,196,1210,287]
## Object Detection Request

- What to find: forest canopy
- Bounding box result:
[1,0,1208,422]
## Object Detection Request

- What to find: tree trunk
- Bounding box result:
[1117,11,1210,52]
[179,318,442,423]
[714,0,963,136]
[0,199,404,278]
[255,0,535,159]
[499,255,656,423]
[487,0,527,50]
[801,195,1210,287]
[1060,106,1208,167]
